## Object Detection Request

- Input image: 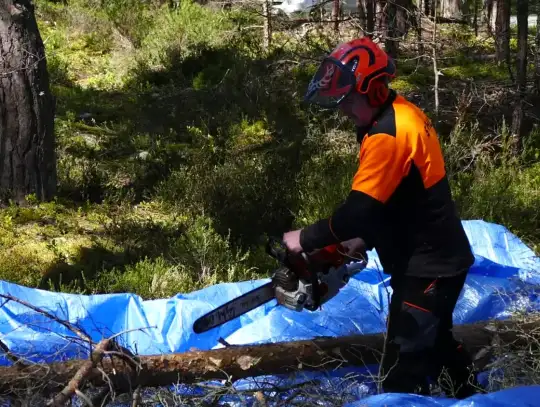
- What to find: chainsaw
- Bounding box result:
[192,237,368,334]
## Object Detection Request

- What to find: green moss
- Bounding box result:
[443,62,508,80]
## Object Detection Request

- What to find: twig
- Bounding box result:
[0,294,92,344]
[47,338,112,407]
[0,338,26,367]
[254,390,267,407]
[75,389,94,407]
[132,386,141,407]
[90,387,110,407]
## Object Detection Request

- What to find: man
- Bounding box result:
[282,37,479,398]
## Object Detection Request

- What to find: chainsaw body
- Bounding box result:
[268,239,367,312]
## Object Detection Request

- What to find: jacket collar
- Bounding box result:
[356,89,397,142]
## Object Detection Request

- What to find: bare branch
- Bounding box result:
[48,339,112,407]
[0,338,26,367]
[0,294,92,344]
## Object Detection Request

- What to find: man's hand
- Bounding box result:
[282,229,303,254]
[341,237,368,260]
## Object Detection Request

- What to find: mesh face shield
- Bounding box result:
[304,57,357,109]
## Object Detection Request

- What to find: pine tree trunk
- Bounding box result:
[262,0,271,50]
[511,0,529,155]
[0,0,57,204]
[357,0,367,33]
[384,0,398,59]
[366,0,375,36]
[376,0,387,35]
[0,317,538,399]
[473,0,479,36]
[424,0,431,17]
[515,0,528,92]
[535,0,540,94]
[485,0,497,35]
[440,0,462,19]
[332,0,340,33]
[494,0,510,67]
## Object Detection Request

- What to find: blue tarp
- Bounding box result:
[0,219,540,406]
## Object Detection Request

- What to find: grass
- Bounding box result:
[1,0,533,301]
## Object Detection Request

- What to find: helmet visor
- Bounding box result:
[304,58,356,108]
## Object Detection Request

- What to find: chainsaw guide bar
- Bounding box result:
[192,281,275,334]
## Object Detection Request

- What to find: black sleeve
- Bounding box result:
[299,190,384,253]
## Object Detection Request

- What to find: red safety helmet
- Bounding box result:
[304,37,396,108]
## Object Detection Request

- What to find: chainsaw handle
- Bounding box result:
[266,236,289,264]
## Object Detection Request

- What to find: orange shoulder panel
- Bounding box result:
[393,99,446,189]
[351,133,405,203]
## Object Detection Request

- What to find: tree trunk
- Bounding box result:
[416,0,425,56]
[262,0,271,50]
[0,0,56,204]
[357,0,367,33]
[376,0,387,36]
[534,0,540,94]
[473,0,479,36]
[485,0,497,35]
[433,4,440,115]
[511,0,529,155]
[384,0,399,59]
[366,0,375,36]
[494,0,510,67]
[515,0,528,92]
[440,0,462,19]
[332,0,340,33]
[424,0,431,17]
[384,0,413,60]
[0,318,538,399]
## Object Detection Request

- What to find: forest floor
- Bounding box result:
[1,0,537,300]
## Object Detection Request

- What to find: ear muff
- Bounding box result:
[367,80,390,107]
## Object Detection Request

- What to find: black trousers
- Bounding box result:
[379,271,479,398]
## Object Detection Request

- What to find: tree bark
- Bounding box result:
[376,0,387,36]
[262,0,271,50]
[366,0,375,36]
[0,318,537,398]
[440,0,462,19]
[384,0,398,59]
[0,0,57,204]
[356,0,367,33]
[485,0,497,35]
[510,0,529,155]
[494,0,510,68]
[473,0,479,36]
[49,339,113,407]
[415,0,425,56]
[424,0,431,18]
[534,0,540,94]
[332,0,340,33]
[515,0,528,92]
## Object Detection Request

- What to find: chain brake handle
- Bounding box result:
[265,237,290,265]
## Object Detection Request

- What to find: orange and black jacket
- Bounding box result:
[300,90,475,278]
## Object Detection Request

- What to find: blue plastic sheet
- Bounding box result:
[0,219,540,406]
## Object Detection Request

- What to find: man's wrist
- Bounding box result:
[299,218,338,253]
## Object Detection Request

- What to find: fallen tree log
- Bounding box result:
[0,317,538,398]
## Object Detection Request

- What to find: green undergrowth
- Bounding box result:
[5,0,537,299]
